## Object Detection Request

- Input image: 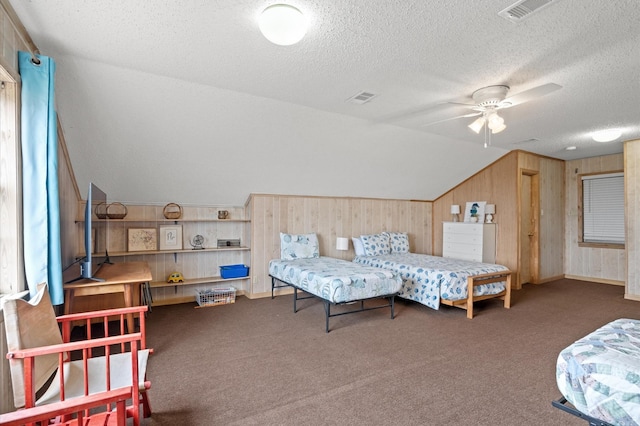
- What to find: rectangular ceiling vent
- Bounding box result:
[346,91,378,105]
[511,138,540,145]
[498,0,558,23]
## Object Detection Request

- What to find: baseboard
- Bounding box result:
[534,275,564,284]
[624,293,640,302]
[564,274,625,286]
[245,288,294,299]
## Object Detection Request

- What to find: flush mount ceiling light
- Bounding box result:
[259,4,308,46]
[591,128,622,143]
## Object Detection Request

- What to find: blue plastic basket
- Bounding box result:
[220,264,249,279]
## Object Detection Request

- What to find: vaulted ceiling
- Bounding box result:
[8,0,640,205]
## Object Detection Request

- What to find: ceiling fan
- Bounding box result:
[423,83,562,135]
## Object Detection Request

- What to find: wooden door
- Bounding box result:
[519,171,540,285]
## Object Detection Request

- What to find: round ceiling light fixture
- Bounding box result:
[259,4,308,46]
[591,128,622,143]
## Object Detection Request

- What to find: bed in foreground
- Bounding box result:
[554,318,640,426]
[269,257,403,332]
[353,251,511,319]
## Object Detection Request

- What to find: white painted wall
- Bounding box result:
[56,57,508,206]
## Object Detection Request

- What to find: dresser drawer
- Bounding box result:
[443,223,484,236]
[443,243,482,257]
[443,232,483,244]
[442,248,482,262]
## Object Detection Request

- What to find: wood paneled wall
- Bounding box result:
[248,194,432,298]
[624,140,640,299]
[433,150,565,287]
[564,154,625,284]
[520,152,565,282]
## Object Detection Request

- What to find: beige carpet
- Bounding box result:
[143,279,636,425]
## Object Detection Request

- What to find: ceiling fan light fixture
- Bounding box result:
[591,128,622,143]
[468,116,485,133]
[490,122,506,134]
[487,112,504,129]
[259,4,308,46]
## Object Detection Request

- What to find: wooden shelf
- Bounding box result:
[75,203,251,306]
[76,218,250,223]
[150,275,249,289]
[78,247,250,258]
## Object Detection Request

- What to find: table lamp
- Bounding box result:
[336,237,349,251]
[485,204,495,223]
[451,205,461,222]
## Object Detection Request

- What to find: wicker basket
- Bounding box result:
[195,287,236,307]
[106,202,128,219]
[94,202,108,219]
[163,203,182,219]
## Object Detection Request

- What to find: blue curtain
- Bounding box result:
[19,51,63,305]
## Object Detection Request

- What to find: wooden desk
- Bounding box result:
[64,261,152,333]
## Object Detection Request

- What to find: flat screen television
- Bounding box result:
[67,182,109,282]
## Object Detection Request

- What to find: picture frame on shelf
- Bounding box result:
[127,228,157,252]
[463,201,486,223]
[159,225,183,250]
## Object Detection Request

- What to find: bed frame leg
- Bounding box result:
[324,301,330,333]
[271,276,275,299]
[390,296,395,319]
[293,287,298,313]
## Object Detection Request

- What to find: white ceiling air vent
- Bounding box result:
[346,91,378,105]
[498,0,558,23]
[511,138,540,145]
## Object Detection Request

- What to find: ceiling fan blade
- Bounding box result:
[500,83,562,108]
[422,111,481,127]
[446,101,482,111]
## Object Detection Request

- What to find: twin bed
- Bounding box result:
[269,256,403,332]
[353,252,511,319]
[270,232,512,331]
[554,318,640,425]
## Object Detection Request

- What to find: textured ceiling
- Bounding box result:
[7,0,640,205]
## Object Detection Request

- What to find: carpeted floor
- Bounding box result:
[142,279,637,425]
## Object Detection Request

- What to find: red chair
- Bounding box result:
[2,283,152,425]
[0,387,131,426]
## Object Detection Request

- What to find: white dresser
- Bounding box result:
[442,222,496,263]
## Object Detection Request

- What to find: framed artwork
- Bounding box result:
[159,225,183,250]
[127,228,157,252]
[464,201,486,223]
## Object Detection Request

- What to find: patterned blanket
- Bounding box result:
[269,256,402,304]
[556,318,640,425]
[353,253,509,310]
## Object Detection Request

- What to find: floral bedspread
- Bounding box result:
[556,318,640,426]
[353,253,508,310]
[268,256,402,304]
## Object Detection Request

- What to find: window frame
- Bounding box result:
[578,170,625,249]
[0,66,25,298]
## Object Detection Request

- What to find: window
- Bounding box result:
[580,172,624,246]
[0,68,23,297]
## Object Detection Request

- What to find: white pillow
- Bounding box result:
[360,232,391,256]
[280,232,320,260]
[388,232,410,253]
[352,237,366,256]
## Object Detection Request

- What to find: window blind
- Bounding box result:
[582,173,624,244]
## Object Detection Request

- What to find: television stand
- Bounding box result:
[65,260,105,283]
[63,261,152,333]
